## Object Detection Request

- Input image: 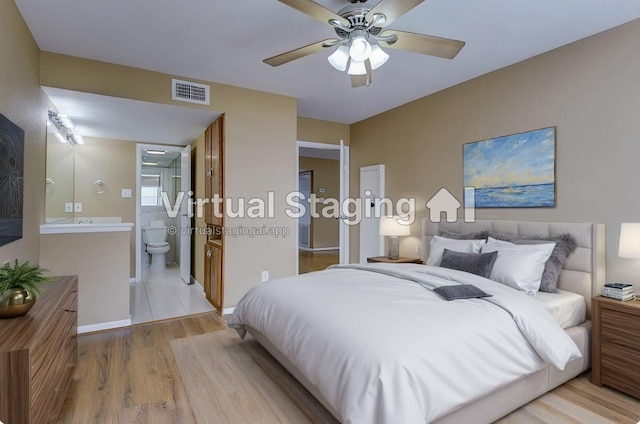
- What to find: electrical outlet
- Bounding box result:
[65,203,73,213]
[74,202,82,212]
[415,245,420,254]
[261,271,269,282]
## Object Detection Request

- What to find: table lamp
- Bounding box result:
[379,216,411,260]
[619,223,640,259]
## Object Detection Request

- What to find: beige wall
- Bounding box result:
[297,117,350,145]
[299,157,340,249]
[40,53,298,308]
[350,19,640,287]
[40,231,131,327]
[73,137,137,275]
[0,0,47,265]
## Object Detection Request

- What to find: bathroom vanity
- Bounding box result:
[39,221,133,333]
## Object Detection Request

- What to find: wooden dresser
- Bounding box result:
[0,275,78,424]
[591,296,640,399]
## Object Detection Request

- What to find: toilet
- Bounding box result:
[142,220,170,270]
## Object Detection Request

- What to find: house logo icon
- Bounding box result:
[425,187,476,223]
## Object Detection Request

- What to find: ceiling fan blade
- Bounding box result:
[365,0,425,28]
[264,39,338,67]
[381,30,465,59]
[278,0,349,26]
[351,59,373,88]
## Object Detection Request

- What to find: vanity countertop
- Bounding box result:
[40,222,134,234]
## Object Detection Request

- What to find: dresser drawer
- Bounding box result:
[601,342,640,398]
[31,307,76,382]
[600,306,640,351]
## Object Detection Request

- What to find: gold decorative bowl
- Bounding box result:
[0,288,36,318]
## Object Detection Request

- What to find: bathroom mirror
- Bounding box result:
[45,122,75,222]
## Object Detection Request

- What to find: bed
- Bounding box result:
[229,219,605,423]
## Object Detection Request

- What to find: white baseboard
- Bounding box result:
[190,276,201,287]
[222,307,235,315]
[78,318,131,334]
[299,246,339,252]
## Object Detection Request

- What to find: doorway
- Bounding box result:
[296,141,349,274]
[135,144,192,282]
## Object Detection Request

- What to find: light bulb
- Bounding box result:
[347,60,367,75]
[349,36,372,62]
[328,45,350,72]
[369,44,389,70]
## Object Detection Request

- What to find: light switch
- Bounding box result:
[74,203,82,212]
[65,203,73,213]
[121,188,132,198]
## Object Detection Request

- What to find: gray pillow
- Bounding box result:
[439,248,498,279]
[439,229,489,240]
[488,232,577,293]
[433,284,493,301]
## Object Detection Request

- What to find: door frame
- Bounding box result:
[296,140,350,274]
[135,143,192,282]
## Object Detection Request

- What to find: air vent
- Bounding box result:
[172,79,210,105]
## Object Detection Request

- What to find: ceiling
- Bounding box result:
[18,0,640,125]
[43,87,218,145]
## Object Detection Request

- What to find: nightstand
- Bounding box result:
[591,296,640,399]
[367,256,424,264]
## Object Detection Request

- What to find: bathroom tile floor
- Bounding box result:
[130,264,215,325]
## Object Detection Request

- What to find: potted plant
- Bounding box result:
[0,260,53,318]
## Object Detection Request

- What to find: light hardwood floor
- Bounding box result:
[298,249,339,273]
[58,313,640,424]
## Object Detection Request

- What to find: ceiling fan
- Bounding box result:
[264,0,465,88]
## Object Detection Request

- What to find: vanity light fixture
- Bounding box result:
[66,133,84,145]
[146,149,166,155]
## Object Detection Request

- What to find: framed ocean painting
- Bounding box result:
[463,127,556,208]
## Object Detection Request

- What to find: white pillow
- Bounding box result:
[481,243,556,294]
[486,236,515,246]
[426,236,486,266]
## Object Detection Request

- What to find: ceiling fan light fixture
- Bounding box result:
[347,59,367,76]
[369,44,389,70]
[328,45,350,71]
[349,36,372,62]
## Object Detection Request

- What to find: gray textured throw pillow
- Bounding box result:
[439,248,498,279]
[439,229,489,240]
[433,284,493,301]
[488,233,578,293]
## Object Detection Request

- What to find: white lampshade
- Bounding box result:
[379,216,411,236]
[619,223,640,258]
[369,44,389,70]
[347,60,367,75]
[349,36,372,62]
[328,45,350,71]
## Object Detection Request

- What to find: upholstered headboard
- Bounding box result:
[421,218,606,319]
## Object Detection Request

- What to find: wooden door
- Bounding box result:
[205,115,224,226]
[204,242,223,312]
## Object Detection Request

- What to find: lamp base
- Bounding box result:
[387,236,399,260]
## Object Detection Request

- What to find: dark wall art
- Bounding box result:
[0,113,25,246]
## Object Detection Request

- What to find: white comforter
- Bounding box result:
[229,264,581,424]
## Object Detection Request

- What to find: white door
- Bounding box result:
[298,171,312,248]
[359,164,385,263]
[339,141,350,264]
[179,145,192,284]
